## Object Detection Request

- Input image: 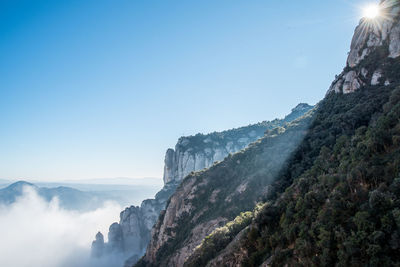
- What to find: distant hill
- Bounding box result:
[0,181,102,211]
[0,181,161,211]
[0,181,38,204]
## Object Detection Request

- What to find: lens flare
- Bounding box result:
[363,4,380,19]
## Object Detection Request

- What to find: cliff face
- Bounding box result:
[91,185,170,263]
[92,104,313,265]
[163,103,313,185]
[136,1,400,266]
[138,111,314,266]
[328,0,400,94]
[144,121,310,266]
[162,131,277,185]
[196,84,400,266]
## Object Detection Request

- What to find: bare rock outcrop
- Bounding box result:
[163,103,314,185]
[141,112,314,266]
[133,2,400,266]
[91,232,105,258]
[92,104,313,266]
[328,0,400,94]
[108,222,124,252]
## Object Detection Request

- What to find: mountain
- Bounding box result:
[142,111,313,266]
[91,103,314,265]
[34,181,162,207]
[135,1,400,266]
[0,181,37,204]
[0,181,120,211]
[163,103,313,185]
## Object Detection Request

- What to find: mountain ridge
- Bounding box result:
[135,0,400,266]
[0,180,153,211]
[91,103,314,266]
[0,181,100,211]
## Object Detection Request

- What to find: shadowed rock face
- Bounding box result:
[135,2,400,267]
[108,223,124,252]
[163,103,314,185]
[162,135,262,185]
[328,0,400,94]
[137,2,400,266]
[91,104,313,266]
[163,149,175,184]
[141,111,314,267]
[91,232,105,258]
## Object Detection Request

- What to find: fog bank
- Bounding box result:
[0,186,122,267]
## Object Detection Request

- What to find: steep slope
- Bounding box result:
[92,104,313,265]
[136,1,400,266]
[215,1,400,265]
[163,103,313,184]
[187,83,400,267]
[136,111,314,266]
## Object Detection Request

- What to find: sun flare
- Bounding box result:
[363,4,381,19]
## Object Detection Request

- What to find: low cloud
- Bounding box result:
[0,186,122,267]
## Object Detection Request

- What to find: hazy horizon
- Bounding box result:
[0,176,163,184]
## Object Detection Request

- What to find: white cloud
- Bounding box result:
[0,186,122,267]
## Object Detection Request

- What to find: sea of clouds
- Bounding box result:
[0,186,123,267]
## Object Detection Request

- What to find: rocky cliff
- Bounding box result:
[328,0,400,94]
[91,103,313,265]
[163,103,313,185]
[136,1,400,266]
[140,115,313,266]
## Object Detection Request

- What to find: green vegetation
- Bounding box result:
[185,211,253,267]
[239,84,400,266]
[136,63,400,267]
[185,203,267,267]
[135,105,314,267]
[135,37,400,267]
[175,104,313,153]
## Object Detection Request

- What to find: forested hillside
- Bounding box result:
[135,1,400,266]
[189,83,400,267]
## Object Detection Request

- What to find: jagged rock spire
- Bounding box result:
[91,232,105,258]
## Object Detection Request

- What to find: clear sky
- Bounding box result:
[0,0,378,181]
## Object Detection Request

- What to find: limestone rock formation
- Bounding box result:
[108,222,124,252]
[163,103,314,185]
[150,1,400,266]
[119,206,145,253]
[328,0,400,94]
[91,103,313,266]
[162,149,175,184]
[371,69,383,85]
[133,1,400,266]
[91,232,105,258]
[140,110,314,266]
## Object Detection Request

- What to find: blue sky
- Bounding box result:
[0,0,377,181]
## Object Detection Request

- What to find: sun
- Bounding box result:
[363,4,381,19]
